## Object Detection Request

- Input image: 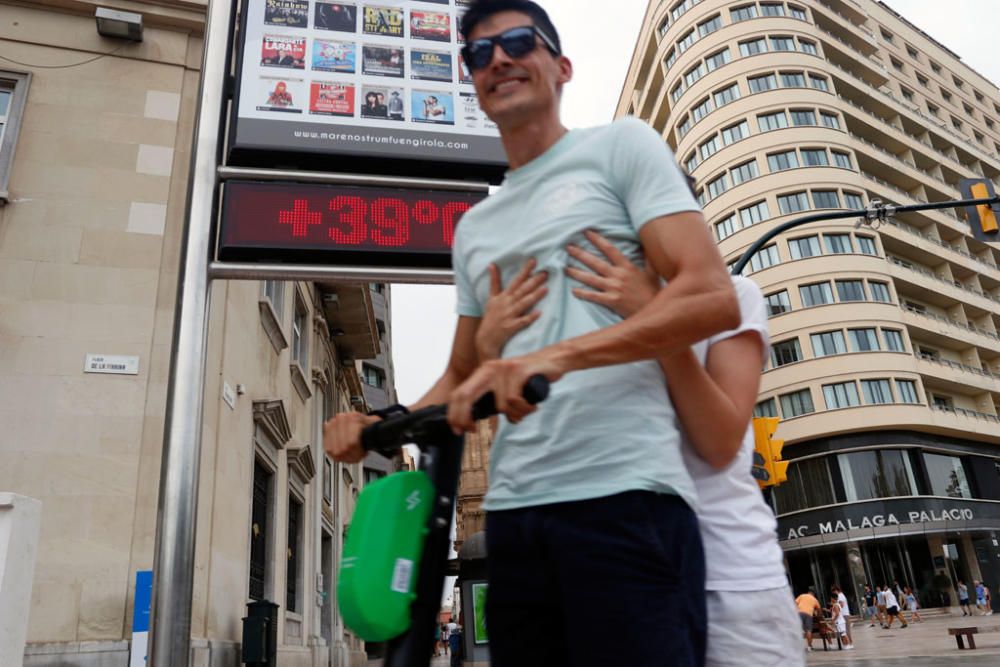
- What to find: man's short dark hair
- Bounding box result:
[459,0,562,54]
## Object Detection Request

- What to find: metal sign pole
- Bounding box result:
[147,0,233,663]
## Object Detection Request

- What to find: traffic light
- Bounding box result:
[752,417,788,488]
[959,178,1000,243]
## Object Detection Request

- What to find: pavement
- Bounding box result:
[806,609,1000,666]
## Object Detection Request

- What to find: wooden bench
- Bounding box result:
[948,625,1000,649]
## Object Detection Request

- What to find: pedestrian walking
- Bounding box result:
[883,586,909,628]
[441,623,450,655]
[875,586,887,627]
[958,580,972,616]
[863,584,877,627]
[796,590,822,652]
[975,580,988,615]
[829,594,852,650]
[904,587,922,622]
[985,583,993,615]
[448,624,463,667]
[832,585,853,647]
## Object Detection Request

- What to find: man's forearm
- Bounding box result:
[547,274,739,374]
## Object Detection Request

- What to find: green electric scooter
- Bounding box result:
[337,377,549,667]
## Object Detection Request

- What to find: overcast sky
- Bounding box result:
[391,0,1000,405]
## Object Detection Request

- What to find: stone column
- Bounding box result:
[0,493,42,667]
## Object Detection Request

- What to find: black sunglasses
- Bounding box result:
[461,25,560,72]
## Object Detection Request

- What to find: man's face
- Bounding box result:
[465,11,571,128]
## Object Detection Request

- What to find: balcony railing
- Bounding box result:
[930,403,1000,424]
[917,352,1000,382]
[903,304,1000,343]
[889,256,1000,308]
[881,218,1000,274]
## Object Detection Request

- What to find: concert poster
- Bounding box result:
[363,6,405,38]
[314,1,358,32]
[309,81,356,116]
[264,0,308,28]
[411,89,454,124]
[256,76,305,113]
[410,48,452,82]
[362,45,405,77]
[312,39,356,73]
[260,35,307,69]
[458,57,473,84]
[410,10,451,42]
[361,84,405,121]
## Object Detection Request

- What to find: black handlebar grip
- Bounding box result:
[471,374,550,420]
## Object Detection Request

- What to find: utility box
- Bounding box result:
[0,493,42,667]
[241,600,278,666]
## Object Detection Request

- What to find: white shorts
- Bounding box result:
[706,586,804,667]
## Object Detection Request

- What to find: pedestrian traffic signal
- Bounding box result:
[752,417,788,488]
[959,179,1000,243]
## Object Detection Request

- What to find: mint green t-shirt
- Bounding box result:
[452,118,701,512]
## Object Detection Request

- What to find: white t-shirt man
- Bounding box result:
[684,276,803,667]
[837,591,851,616]
[883,588,900,611]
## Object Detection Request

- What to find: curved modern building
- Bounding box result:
[618,0,1000,612]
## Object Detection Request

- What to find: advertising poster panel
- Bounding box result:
[233,0,506,173]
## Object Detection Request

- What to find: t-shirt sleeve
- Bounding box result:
[452,228,483,317]
[610,117,701,232]
[707,277,770,363]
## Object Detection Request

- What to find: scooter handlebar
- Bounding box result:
[360,375,550,453]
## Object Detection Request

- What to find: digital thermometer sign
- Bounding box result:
[219,180,487,268]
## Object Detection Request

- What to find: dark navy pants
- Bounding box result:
[485,491,706,667]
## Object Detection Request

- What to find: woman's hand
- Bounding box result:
[475,259,548,361]
[565,229,660,318]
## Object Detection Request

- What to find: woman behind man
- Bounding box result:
[476,230,802,665]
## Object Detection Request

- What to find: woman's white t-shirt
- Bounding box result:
[682,276,789,592]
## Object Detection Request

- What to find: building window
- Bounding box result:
[749,73,778,93]
[740,38,769,57]
[685,151,699,173]
[780,71,806,87]
[800,282,833,306]
[699,135,720,160]
[746,244,780,273]
[773,457,836,514]
[664,47,678,69]
[263,281,285,318]
[0,72,30,201]
[836,279,866,302]
[677,29,696,53]
[861,378,894,404]
[287,495,302,613]
[848,328,880,352]
[917,73,930,88]
[820,112,841,129]
[831,151,853,169]
[896,379,919,403]
[951,116,963,131]
[713,83,740,107]
[838,450,917,502]
[715,215,738,240]
[924,453,971,498]
[671,0,692,21]
[362,364,385,389]
[755,398,778,417]
[880,28,894,43]
[292,295,309,370]
[824,381,860,409]
[771,36,795,52]
[730,4,758,22]
[739,200,770,226]
[824,234,852,254]
[757,111,788,131]
[883,329,905,352]
[770,338,803,367]
[249,460,273,601]
[905,44,919,59]
[730,158,758,183]
[677,115,691,138]
[767,149,798,171]
[812,190,840,208]
[809,74,829,91]
[927,102,939,117]
[855,234,877,254]
[684,62,706,87]
[691,97,712,122]
[721,120,751,146]
[801,148,829,167]
[658,18,670,39]
[901,87,914,103]
[705,47,732,72]
[671,82,685,104]
[698,14,723,37]
[760,2,785,16]
[780,193,811,216]
[765,290,792,316]
[869,281,891,303]
[790,109,817,126]
[890,57,904,72]
[798,39,817,55]
[780,389,815,417]
[811,330,847,357]
[788,5,807,21]
[706,173,729,199]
